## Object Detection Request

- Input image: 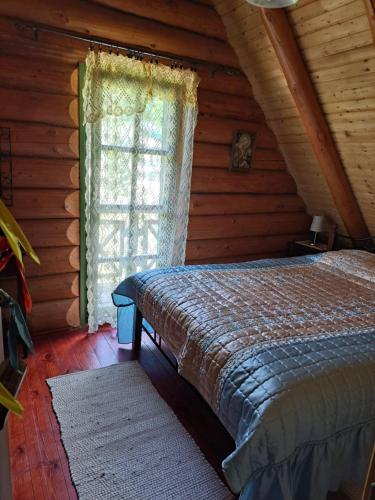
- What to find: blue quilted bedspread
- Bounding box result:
[113,251,375,499]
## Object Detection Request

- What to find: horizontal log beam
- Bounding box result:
[189,193,304,215]
[20,219,80,247]
[198,67,251,97]
[186,233,307,260]
[0,87,78,127]
[185,251,285,265]
[195,0,213,5]
[193,142,284,169]
[30,273,79,303]
[253,148,285,162]
[90,0,226,39]
[198,89,263,121]
[13,158,79,189]
[28,298,79,333]
[11,189,79,219]
[25,246,79,277]
[253,160,285,171]
[0,272,78,303]
[188,212,311,240]
[0,120,78,159]
[0,0,238,67]
[191,168,296,194]
[0,16,88,64]
[195,115,277,149]
[0,54,77,95]
[261,8,370,241]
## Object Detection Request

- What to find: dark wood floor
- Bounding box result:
[8,328,348,500]
[8,328,235,500]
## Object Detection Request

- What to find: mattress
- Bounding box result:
[113,250,375,499]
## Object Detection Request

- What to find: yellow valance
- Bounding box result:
[83,50,200,124]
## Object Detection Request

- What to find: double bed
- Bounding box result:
[112,250,375,500]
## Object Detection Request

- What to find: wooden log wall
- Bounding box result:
[214,0,375,237]
[0,1,309,334]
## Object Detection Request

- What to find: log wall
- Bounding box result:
[0,1,309,334]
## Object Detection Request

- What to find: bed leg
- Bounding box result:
[133,307,143,356]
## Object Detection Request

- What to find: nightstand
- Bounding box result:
[288,240,329,257]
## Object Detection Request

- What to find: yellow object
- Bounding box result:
[0,381,23,416]
[83,50,200,124]
[0,199,40,265]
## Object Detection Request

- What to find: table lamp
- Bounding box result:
[310,215,326,245]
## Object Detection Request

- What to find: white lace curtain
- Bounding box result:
[83,50,199,332]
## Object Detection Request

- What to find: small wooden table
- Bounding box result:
[288,240,329,256]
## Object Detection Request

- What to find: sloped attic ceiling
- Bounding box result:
[213,0,375,238]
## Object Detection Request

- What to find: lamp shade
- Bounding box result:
[310,215,326,233]
[246,0,299,7]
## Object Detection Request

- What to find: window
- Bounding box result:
[82,51,198,331]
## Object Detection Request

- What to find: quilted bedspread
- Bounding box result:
[113,250,375,500]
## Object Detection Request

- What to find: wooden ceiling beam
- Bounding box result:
[260,7,370,242]
[364,0,375,43]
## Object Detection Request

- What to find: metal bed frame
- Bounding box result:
[133,307,178,369]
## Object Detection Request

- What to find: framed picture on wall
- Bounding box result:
[230,130,256,172]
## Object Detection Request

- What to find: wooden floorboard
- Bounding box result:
[8,328,349,500]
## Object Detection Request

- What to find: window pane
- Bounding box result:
[98,213,129,258]
[134,154,162,207]
[138,98,173,152]
[101,114,135,148]
[96,260,120,307]
[134,213,159,256]
[99,150,132,205]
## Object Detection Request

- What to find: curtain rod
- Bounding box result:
[15,21,241,75]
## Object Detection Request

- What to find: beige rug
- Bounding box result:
[47,361,233,500]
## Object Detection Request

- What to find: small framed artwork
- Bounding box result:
[230,130,256,172]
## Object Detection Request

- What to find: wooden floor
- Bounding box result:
[8,328,348,500]
[8,328,235,500]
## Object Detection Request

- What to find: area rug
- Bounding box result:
[47,362,233,499]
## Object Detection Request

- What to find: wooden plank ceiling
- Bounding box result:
[213,0,375,237]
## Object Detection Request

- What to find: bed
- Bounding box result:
[112,250,375,500]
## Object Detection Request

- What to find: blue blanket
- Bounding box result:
[113,251,375,499]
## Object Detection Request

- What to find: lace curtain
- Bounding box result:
[83,51,199,332]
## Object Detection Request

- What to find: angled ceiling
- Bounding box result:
[213,0,375,238]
